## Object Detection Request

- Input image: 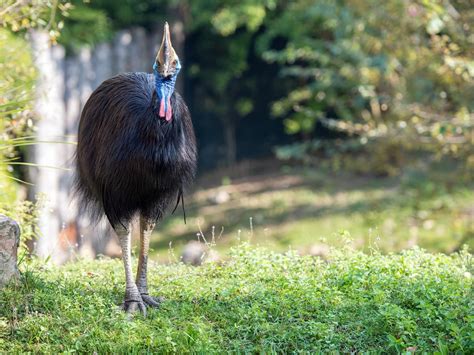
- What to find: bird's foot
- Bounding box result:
[140,292,165,308]
[122,288,147,316]
[122,298,147,316]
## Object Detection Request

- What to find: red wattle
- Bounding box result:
[159,98,165,117]
[165,97,172,121]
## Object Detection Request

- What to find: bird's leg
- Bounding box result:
[136,216,163,307]
[115,223,146,316]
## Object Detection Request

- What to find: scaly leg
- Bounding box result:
[115,223,146,316]
[136,215,163,307]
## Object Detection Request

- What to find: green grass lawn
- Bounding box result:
[1,245,472,353]
[150,162,473,261]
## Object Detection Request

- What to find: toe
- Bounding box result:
[141,294,164,308]
[138,301,147,316]
[122,300,147,317]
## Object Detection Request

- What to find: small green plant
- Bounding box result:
[0,197,44,258]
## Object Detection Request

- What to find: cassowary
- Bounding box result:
[75,22,197,315]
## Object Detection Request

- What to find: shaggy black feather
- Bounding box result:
[75,72,197,228]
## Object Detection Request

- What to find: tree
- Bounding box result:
[186,0,279,166]
[258,0,474,173]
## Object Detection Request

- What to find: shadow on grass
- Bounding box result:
[151,192,402,250]
[150,165,473,254]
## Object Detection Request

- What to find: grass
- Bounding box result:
[150,162,474,261]
[1,245,472,353]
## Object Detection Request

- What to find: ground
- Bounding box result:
[151,160,474,261]
[1,246,472,353]
[2,160,472,352]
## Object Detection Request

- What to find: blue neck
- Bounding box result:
[153,62,180,118]
[154,71,178,100]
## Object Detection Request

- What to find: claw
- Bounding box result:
[141,293,165,308]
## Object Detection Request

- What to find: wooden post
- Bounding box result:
[28,30,66,263]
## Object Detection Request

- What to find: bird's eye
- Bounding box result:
[172,60,177,65]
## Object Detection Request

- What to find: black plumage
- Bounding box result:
[74,22,196,315]
[75,72,197,228]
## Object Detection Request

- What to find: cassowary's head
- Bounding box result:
[153,22,181,121]
[154,22,180,78]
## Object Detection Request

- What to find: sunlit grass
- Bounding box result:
[151,166,474,260]
[1,245,472,353]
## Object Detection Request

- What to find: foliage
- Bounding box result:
[259,0,474,170]
[0,28,36,209]
[0,198,43,256]
[188,0,275,35]
[0,0,69,143]
[0,0,69,181]
[1,245,472,353]
[56,3,110,51]
[276,138,407,176]
[0,29,36,141]
[0,136,44,254]
[0,0,68,246]
[175,0,279,165]
[184,0,473,169]
[0,0,72,43]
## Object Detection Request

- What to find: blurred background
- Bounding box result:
[1,0,472,263]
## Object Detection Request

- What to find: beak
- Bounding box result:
[156,22,174,77]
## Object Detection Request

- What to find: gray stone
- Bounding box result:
[0,214,20,287]
[208,190,230,205]
[181,241,206,266]
[181,241,221,266]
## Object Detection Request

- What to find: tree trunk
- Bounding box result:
[224,118,237,167]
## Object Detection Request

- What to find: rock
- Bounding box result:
[181,240,206,266]
[181,241,221,266]
[208,190,230,205]
[0,214,21,287]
